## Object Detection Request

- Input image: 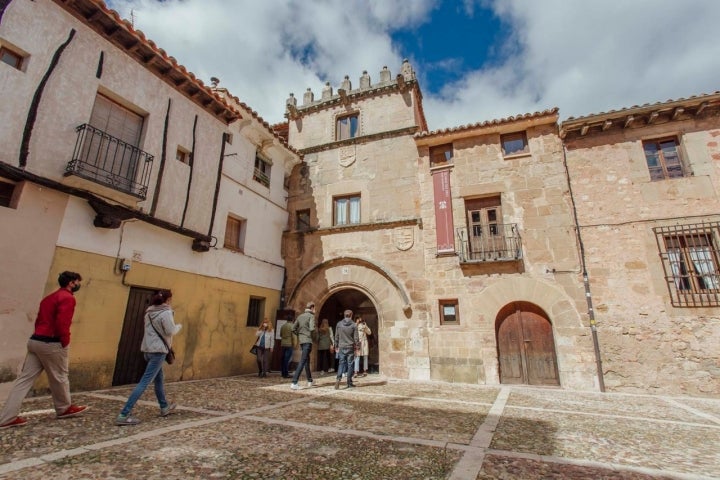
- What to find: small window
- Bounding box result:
[333,194,360,226]
[0,181,17,208]
[247,297,265,327]
[176,147,189,165]
[655,222,720,307]
[439,299,459,324]
[0,46,23,70]
[643,138,685,181]
[501,131,529,156]
[296,209,311,232]
[430,144,453,167]
[253,155,271,188]
[224,216,246,252]
[336,113,359,141]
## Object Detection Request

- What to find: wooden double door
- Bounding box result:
[497,303,559,386]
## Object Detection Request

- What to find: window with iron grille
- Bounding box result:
[253,155,271,188]
[643,138,685,181]
[654,222,720,307]
[247,297,265,327]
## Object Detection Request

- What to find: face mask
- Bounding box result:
[71,284,81,293]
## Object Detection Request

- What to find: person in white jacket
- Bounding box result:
[254,317,274,378]
[354,316,372,377]
[116,289,181,425]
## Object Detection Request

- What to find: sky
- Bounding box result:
[106,0,720,131]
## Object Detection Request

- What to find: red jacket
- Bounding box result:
[33,288,76,347]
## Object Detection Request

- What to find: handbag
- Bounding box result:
[250,345,259,355]
[149,314,176,364]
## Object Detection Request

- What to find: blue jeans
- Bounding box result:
[291,343,313,384]
[120,352,168,416]
[281,346,293,377]
[336,348,355,384]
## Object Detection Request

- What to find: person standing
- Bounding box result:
[354,316,372,377]
[0,271,88,429]
[290,301,316,390]
[254,317,274,378]
[116,289,181,425]
[279,318,296,378]
[316,318,335,375]
[334,309,359,390]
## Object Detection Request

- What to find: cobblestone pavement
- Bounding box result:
[1,373,719,479]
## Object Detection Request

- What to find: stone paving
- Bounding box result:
[0,373,718,479]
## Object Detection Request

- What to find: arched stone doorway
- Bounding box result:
[496,301,560,386]
[317,288,379,373]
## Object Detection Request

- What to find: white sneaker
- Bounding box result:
[291,383,300,390]
[307,381,314,387]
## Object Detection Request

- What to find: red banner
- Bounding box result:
[432,168,454,253]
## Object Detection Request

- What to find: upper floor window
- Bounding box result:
[0,46,24,70]
[0,181,17,209]
[336,113,359,141]
[224,215,246,252]
[643,138,685,181]
[333,194,360,226]
[501,131,529,156]
[176,147,189,165]
[253,155,271,188]
[296,209,311,232]
[655,222,720,307]
[439,299,459,325]
[247,297,265,327]
[430,144,453,167]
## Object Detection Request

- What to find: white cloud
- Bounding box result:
[108,0,720,131]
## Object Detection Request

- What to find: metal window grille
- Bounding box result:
[654,222,720,307]
[247,297,264,327]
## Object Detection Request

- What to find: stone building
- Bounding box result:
[0,0,300,392]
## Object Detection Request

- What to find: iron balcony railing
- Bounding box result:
[253,167,270,188]
[456,224,523,262]
[65,123,153,199]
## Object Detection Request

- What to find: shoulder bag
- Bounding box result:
[149,314,176,364]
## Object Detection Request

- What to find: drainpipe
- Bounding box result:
[562,145,606,392]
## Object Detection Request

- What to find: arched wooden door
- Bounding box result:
[496,303,559,386]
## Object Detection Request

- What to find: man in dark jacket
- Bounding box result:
[290,301,316,390]
[0,271,89,429]
[334,309,359,390]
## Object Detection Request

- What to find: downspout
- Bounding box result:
[562,144,606,392]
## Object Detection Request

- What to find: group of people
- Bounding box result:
[0,270,182,430]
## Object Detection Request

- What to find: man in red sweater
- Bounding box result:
[0,271,89,429]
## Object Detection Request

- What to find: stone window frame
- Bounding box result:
[332,193,361,226]
[336,112,359,141]
[439,298,460,325]
[501,131,529,157]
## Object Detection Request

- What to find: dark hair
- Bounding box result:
[58,271,82,287]
[151,289,173,305]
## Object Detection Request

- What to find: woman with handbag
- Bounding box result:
[255,318,274,378]
[116,289,182,425]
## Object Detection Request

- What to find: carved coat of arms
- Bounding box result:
[338,146,356,167]
[394,227,414,251]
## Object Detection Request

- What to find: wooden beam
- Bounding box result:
[580,124,589,136]
[696,102,708,116]
[624,115,634,128]
[558,128,567,139]
[671,107,684,120]
[602,120,612,131]
[647,111,659,124]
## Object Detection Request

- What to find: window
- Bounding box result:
[439,299,459,324]
[430,144,453,167]
[296,209,311,231]
[253,155,271,188]
[247,297,265,327]
[655,223,720,307]
[224,216,246,252]
[501,131,529,156]
[0,181,17,208]
[333,194,360,226]
[462,196,520,261]
[643,138,685,181]
[336,113,359,141]
[0,46,23,70]
[176,147,189,165]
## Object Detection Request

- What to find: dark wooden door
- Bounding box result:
[497,309,559,386]
[112,287,154,386]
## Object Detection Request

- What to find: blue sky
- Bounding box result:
[106,0,720,131]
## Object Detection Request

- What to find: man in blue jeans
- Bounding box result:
[290,302,316,390]
[279,319,296,378]
[334,309,359,390]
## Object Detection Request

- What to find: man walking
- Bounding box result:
[334,309,359,390]
[290,301,316,390]
[279,318,296,378]
[0,271,89,429]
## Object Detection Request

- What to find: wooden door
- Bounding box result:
[112,287,154,386]
[497,308,559,386]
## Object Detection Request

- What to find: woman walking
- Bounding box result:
[116,289,181,425]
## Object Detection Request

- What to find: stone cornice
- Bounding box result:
[298,126,419,155]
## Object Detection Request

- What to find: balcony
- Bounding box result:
[65,123,153,199]
[252,167,270,188]
[456,224,523,263]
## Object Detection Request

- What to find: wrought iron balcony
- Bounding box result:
[65,123,153,199]
[456,224,523,262]
[253,167,270,188]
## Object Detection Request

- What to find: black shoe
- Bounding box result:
[257,372,262,377]
[261,372,267,378]
[346,383,355,389]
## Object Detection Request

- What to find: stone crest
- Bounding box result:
[338,145,356,167]
[394,227,414,251]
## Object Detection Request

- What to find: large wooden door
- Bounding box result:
[497,305,559,386]
[112,287,154,386]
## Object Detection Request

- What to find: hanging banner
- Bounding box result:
[432,168,455,253]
